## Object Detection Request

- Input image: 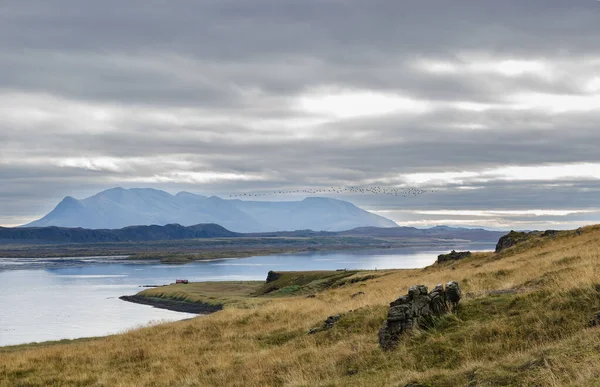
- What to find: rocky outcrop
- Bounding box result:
[265,270,282,283]
[309,314,341,334]
[437,250,471,264]
[446,281,462,309]
[542,229,559,237]
[379,282,461,350]
[496,230,565,253]
[495,231,530,253]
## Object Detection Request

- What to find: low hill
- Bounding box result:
[23,187,398,232]
[340,225,505,242]
[0,223,240,244]
[4,226,600,385]
[0,223,504,245]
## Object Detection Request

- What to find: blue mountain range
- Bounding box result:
[24,187,398,232]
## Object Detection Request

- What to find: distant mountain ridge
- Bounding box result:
[24,187,398,232]
[338,225,505,242]
[0,223,505,245]
[0,223,240,244]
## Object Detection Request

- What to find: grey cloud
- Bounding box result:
[2,1,599,103]
[4,1,597,54]
[1,0,600,228]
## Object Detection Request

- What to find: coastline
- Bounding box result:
[118,270,369,316]
[118,295,223,314]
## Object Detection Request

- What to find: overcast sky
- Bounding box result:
[2,0,600,230]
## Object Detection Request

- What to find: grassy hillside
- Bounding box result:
[3,226,600,386]
[136,270,366,307]
[137,281,265,307]
[130,271,366,310]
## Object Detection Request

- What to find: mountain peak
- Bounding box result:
[98,187,126,194]
[301,196,348,204]
[20,196,85,228]
[55,196,84,210]
[24,188,397,232]
[60,195,79,203]
[96,187,172,196]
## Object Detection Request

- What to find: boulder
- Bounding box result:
[446,281,461,310]
[379,282,461,350]
[429,284,449,315]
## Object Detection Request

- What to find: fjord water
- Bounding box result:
[0,245,492,347]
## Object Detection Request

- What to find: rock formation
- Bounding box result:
[265,270,282,283]
[495,231,529,252]
[309,314,341,334]
[496,229,564,253]
[379,281,461,350]
[446,281,461,309]
[437,250,471,264]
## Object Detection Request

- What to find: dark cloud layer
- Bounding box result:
[2,0,600,228]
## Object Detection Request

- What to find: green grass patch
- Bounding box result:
[135,270,380,306]
[253,270,360,296]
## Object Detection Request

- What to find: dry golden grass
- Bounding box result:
[3,226,600,386]
[135,271,362,308]
[138,281,265,307]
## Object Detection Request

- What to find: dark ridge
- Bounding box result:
[0,223,240,244]
[0,224,506,245]
[339,226,505,242]
[245,229,336,237]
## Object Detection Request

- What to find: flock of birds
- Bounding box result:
[228,186,434,198]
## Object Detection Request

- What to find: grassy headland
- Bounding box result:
[3,226,600,386]
[125,270,366,312]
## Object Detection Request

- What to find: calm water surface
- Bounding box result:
[0,245,493,346]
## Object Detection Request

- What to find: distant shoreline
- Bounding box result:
[0,225,505,264]
[0,238,498,263]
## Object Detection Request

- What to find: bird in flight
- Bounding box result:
[228,186,435,198]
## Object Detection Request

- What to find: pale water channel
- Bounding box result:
[0,245,493,346]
